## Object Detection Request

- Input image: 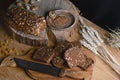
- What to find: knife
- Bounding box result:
[14,58,87,79]
[14,58,61,77]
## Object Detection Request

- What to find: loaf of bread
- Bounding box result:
[52,41,81,68]
[4,7,56,47]
[6,7,47,36]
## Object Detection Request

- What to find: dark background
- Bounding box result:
[0,0,120,31]
[70,0,120,31]
[0,0,14,11]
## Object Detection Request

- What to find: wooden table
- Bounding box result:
[84,18,120,80]
[0,17,120,80]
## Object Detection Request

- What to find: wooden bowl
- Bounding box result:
[46,10,81,43]
[46,10,75,30]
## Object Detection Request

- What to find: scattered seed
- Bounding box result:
[0,51,6,57]
[8,49,12,54]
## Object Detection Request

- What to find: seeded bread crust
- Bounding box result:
[52,41,81,68]
[5,7,47,36]
[4,7,53,46]
[32,47,55,63]
[65,47,94,70]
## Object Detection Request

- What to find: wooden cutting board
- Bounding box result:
[0,44,95,80]
[0,17,120,80]
[0,66,32,80]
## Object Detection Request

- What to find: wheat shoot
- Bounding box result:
[79,16,120,76]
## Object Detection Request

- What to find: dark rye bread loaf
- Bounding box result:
[32,41,80,65]
[65,47,94,70]
[6,7,47,36]
[52,41,81,68]
[32,47,55,63]
[4,7,56,47]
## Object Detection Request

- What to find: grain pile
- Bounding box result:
[0,25,31,61]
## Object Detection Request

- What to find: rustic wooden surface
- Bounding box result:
[0,22,95,80]
[0,17,120,80]
[84,18,120,80]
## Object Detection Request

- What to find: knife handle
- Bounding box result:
[59,69,91,80]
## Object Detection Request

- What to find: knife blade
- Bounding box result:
[14,58,61,77]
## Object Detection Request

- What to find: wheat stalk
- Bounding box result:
[107,28,120,49]
[79,16,120,76]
